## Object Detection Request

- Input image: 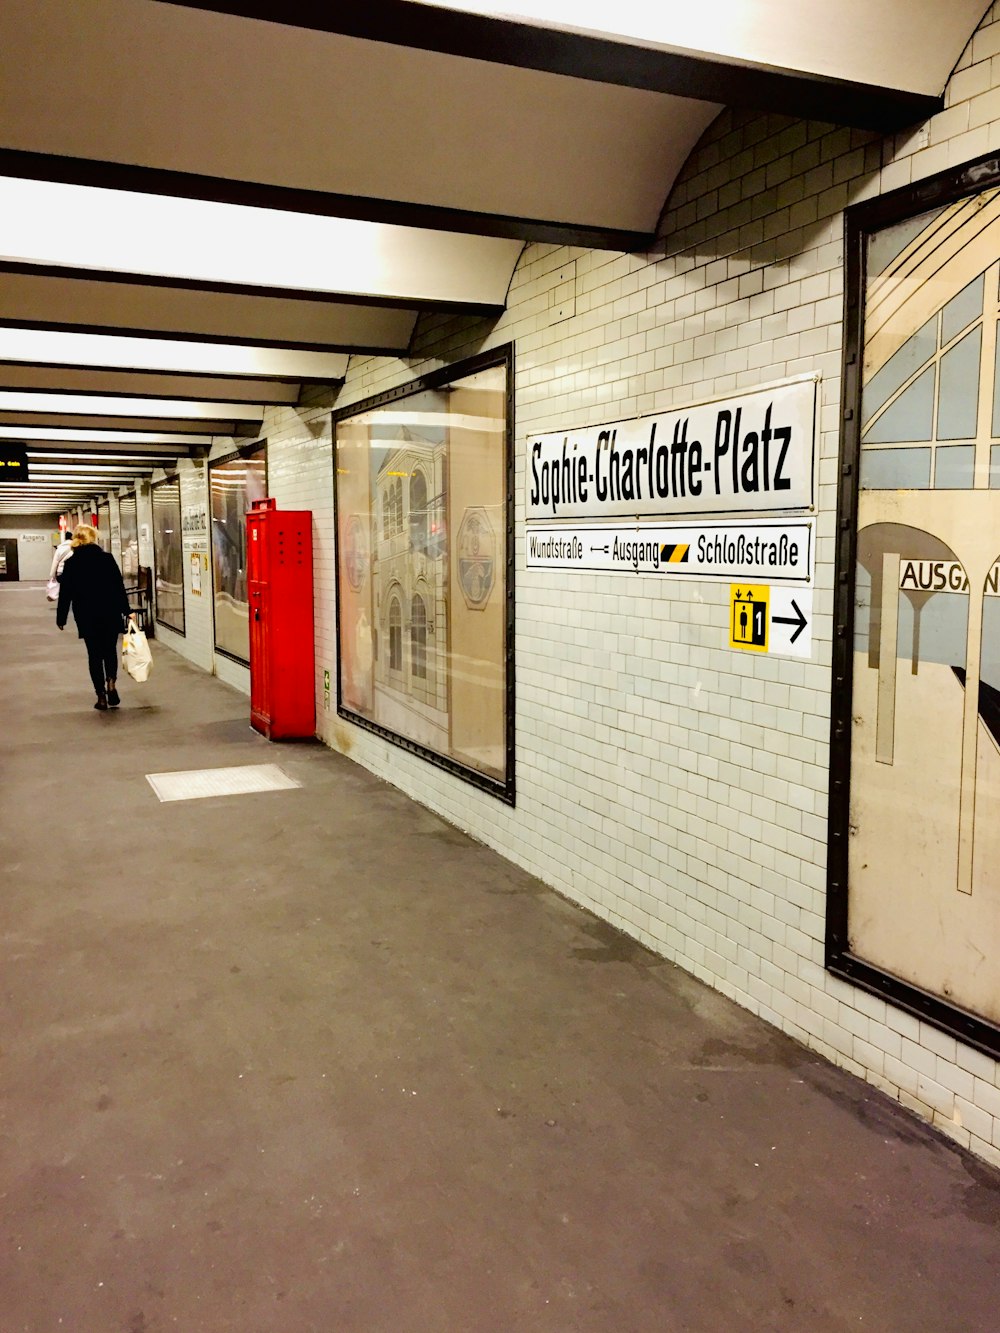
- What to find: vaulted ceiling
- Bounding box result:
[0,0,987,512]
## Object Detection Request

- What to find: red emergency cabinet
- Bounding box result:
[247,499,315,740]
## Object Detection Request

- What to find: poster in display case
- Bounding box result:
[96,502,110,552]
[118,492,139,579]
[209,444,267,663]
[334,346,514,801]
[830,155,1000,1055]
[152,477,184,635]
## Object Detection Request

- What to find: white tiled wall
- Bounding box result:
[109,5,1000,1166]
[0,512,61,580]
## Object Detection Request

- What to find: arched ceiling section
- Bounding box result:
[0,0,986,510]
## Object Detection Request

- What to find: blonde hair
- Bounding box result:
[71,524,99,548]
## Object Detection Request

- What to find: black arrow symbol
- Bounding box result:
[590,545,609,553]
[772,599,807,644]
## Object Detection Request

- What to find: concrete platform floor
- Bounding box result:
[2,582,1000,1333]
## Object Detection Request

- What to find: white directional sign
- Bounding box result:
[769,585,813,658]
[526,374,817,521]
[525,518,814,584]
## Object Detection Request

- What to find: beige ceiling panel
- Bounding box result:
[0,272,418,350]
[0,0,719,234]
[0,366,301,403]
[0,412,255,435]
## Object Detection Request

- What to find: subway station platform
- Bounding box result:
[3,582,1000,1332]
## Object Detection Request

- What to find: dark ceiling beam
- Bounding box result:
[28,461,164,472]
[23,480,163,489]
[0,260,499,316]
[160,0,942,132]
[0,267,420,354]
[28,455,168,467]
[26,453,183,468]
[0,148,650,253]
[0,365,302,405]
[0,411,260,436]
[0,358,320,387]
[0,492,125,501]
[4,438,198,457]
[25,487,151,495]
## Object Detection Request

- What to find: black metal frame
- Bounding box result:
[332,344,516,805]
[208,439,268,667]
[828,150,1000,1060]
[116,487,152,632]
[151,475,186,638]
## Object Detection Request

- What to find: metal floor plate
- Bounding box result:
[146,763,301,803]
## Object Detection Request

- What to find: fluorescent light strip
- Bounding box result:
[0,178,522,306]
[412,0,733,50]
[0,426,212,444]
[0,391,262,420]
[0,329,348,379]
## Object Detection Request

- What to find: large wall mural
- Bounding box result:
[831,163,1000,1050]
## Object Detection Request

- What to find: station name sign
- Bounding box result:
[526,518,814,584]
[526,376,816,520]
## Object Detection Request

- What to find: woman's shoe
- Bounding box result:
[106,682,120,707]
[94,695,109,711]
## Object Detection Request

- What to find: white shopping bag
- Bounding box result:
[122,618,153,683]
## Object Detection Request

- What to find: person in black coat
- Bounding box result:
[57,524,131,711]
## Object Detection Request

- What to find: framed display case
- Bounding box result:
[152,476,185,636]
[829,152,1000,1057]
[209,442,267,664]
[334,345,514,802]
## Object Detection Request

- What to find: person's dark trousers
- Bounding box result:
[83,632,118,698]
